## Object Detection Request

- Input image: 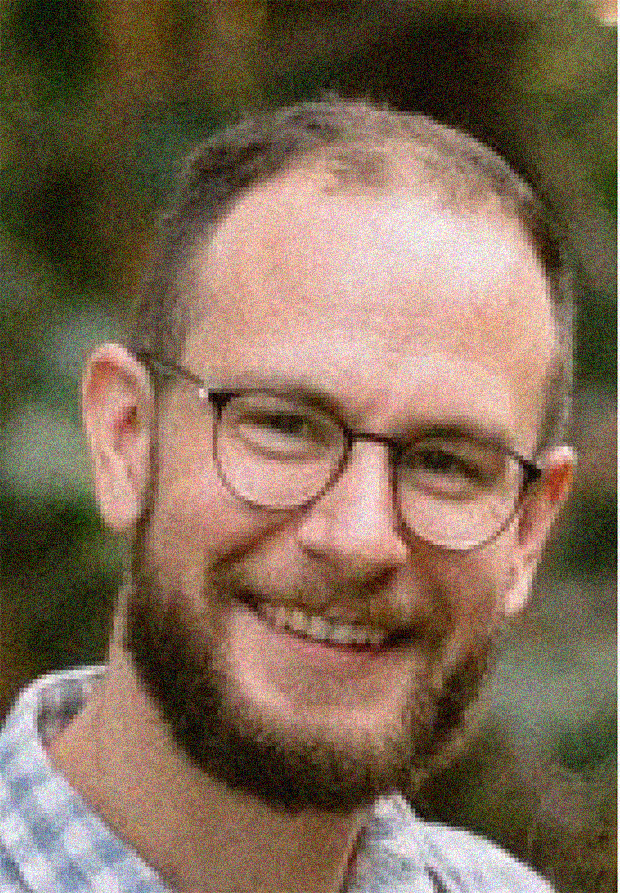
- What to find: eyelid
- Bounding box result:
[409,432,502,452]
[210,385,349,426]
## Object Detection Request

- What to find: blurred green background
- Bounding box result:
[0,2,616,891]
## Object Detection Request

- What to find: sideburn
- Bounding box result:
[128,384,162,596]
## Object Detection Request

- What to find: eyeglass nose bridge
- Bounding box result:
[342,427,406,462]
[324,426,405,520]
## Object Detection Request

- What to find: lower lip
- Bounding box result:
[243,602,400,667]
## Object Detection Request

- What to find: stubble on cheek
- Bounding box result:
[396,547,508,787]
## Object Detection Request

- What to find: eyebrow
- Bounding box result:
[209,371,519,455]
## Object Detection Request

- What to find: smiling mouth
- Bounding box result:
[240,594,414,651]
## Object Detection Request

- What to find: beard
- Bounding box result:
[124,546,495,815]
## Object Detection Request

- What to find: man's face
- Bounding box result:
[99,169,567,812]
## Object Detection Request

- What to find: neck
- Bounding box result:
[47,645,368,893]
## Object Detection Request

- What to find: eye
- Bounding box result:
[223,395,337,460]
[242,410,315,442]
[260,412,311,437]
[401,438,503,498]
[413,448,479,477]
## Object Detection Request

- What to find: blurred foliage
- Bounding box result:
[0,3,615,891]
[1,496,116,676]
[417,720,617,893]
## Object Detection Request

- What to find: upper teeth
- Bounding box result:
[259,603,387,647]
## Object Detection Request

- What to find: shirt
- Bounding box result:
[0,667,555,893]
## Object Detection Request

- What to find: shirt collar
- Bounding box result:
[0,666,171,893]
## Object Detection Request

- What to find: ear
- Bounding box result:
[504,446,575,616]
[82,343,154,531]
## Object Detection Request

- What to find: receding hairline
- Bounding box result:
[180,143,551,340]
[296,136,531,208]
[186,134,536,257]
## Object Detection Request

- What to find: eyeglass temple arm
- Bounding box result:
[135,351,206,390]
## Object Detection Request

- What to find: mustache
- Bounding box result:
[211,563,450,642]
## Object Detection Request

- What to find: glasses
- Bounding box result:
[138,352,542,551]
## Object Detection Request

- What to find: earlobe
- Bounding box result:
[503,561,534,616]
[83,343,154,531]
[92,448,144,531]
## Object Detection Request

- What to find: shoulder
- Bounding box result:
[357,795,556,893]
[0,668,98,893]
[0,666,171,893]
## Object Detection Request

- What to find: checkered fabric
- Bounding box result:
[0,667,556,893]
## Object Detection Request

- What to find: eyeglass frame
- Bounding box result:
[136,350,543,551]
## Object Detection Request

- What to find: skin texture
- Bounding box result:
[50,167,573,893]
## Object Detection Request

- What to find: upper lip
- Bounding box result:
[242,591,419,645]
[240,589,385,628]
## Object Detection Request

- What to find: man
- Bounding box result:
[1,99,574,892]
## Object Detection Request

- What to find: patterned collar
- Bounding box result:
[0,666,170,892]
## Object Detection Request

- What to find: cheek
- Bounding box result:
[146,424,283,576]
[418,537,514,646]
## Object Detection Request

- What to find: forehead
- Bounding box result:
[182,169,557,450]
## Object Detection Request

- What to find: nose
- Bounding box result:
[295,439,410,578]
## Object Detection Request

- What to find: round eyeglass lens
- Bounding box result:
[214,392,347,509]
[397,436,524,549]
